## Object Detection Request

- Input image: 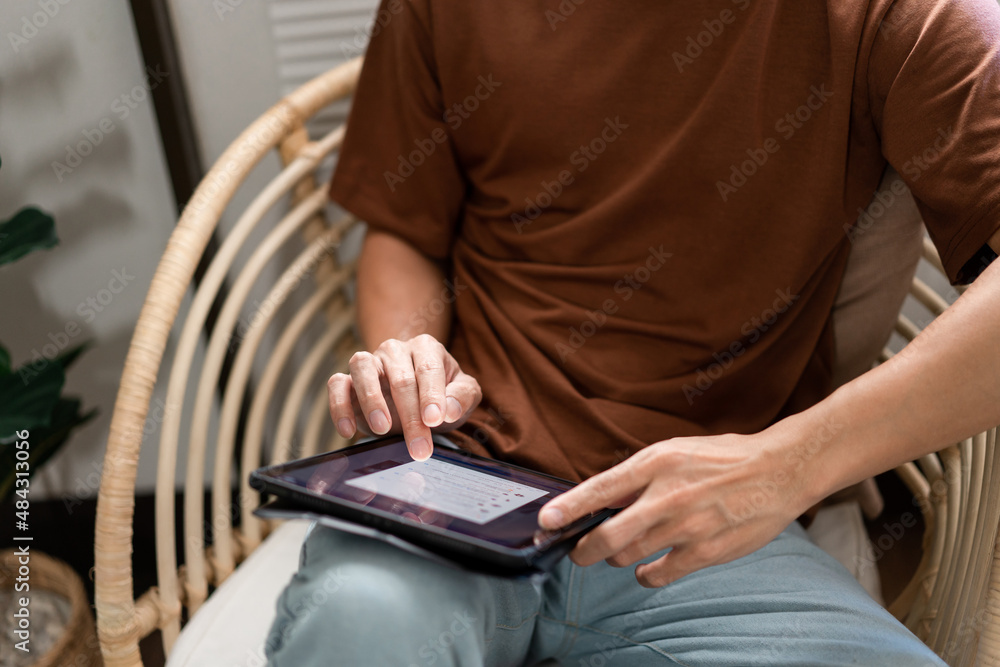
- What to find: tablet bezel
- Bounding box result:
[249,435,614,575]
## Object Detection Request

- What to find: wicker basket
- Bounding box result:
[1,549,103,667]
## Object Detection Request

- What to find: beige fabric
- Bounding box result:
[832,166,925,389]
[807,502,885,605]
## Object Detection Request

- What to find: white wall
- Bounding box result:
[0,1,176,499]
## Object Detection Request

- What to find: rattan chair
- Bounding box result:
[886,238,1000,665]
[93,58,1000,666]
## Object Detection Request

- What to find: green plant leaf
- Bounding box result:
[52,341,91,372]
[0,360,64,438]
[0,397,97,507]
[0,344,9,377]
[0,207,59,266]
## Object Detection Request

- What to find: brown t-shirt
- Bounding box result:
[330,0,1000,482]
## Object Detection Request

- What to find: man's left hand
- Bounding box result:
[538,428,819,587]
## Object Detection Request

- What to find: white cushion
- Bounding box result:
[166,520,310,667]
[807,501,883,605]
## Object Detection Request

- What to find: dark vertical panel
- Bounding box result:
[127,1,257,499]
[127,0,203,210]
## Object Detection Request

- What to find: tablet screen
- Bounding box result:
[266,438,573,548]
[346,458,550,525]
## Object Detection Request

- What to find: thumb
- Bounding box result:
[441,371,481,424]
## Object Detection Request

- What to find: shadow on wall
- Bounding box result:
[0,14,171,498]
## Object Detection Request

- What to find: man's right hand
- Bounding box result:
[327,334,482,460]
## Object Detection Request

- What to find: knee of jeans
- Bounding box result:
[284,535,487,630]
[269,558,487,663]
[267,561,409,657]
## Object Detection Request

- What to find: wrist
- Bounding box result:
[759,402,854,512]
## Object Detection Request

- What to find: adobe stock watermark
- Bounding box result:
[682,287,799,404]
[876,6,905,39]
[213,0,245,21]
[383,75,503,192]
[336,0,412,57]
[672,0,751,73]
[841,123,956,246]
[7,0,71,54]
[716,82,834,202]
[248,566,353,666]
[464,402,512,450]
[407,610,478,666]
[545,0,587,31]
[843,175,911,243]
[574,603,657,666]
[555,245,672,363]
[397,277,469,341]
[51,66,169,182]
[883,273,976,374]
[229,236,341,352]
[899,126,955,183]
[17,267,135,387]
[854,461,971,572]
[939,607,993,663]
[188,105,297,215]
[511,116,629,234]
[852,512,917,577]
[195,484,265,561]
[62,397,178,514]
[726,417,844,527]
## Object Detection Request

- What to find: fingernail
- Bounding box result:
[423,403,442,426]
[337,418,354,437]
[445,396,463,422]
[369,410,390,434]
[540,507,564,529]
[410,437,432,461]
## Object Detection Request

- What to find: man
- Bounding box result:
[267,0,1000,664]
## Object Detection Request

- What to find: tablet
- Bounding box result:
[249,435,615,576]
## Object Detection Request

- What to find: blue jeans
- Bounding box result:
[265,521,944,666]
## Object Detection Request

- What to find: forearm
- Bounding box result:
[356,230,451,348]
[793,240,1000,505]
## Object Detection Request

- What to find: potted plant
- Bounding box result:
[0,196,102,666]
[0,204,96,504]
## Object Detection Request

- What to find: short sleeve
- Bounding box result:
[867,0,1000,283]
[329,0,465,260]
